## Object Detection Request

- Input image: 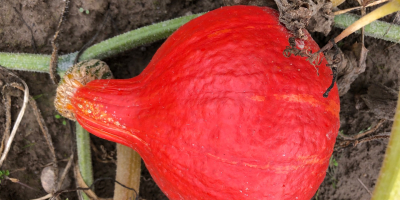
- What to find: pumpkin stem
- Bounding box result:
[55,60,113,121]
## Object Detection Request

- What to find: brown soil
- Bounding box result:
[0,0,398,200]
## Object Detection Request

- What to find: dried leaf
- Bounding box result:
[334,42,368,96]
[275,0,334,38]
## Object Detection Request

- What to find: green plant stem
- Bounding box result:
[372,90,400,200]
[78,13,204,62]
[333,13,400,43]
[0,12,399,76]
[333,0,400,43]
[76,123,93,200]
[0,53,51,72]
[0,13,204,76]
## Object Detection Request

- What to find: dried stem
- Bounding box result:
[333,0,389,15]
[10,82,60,195]
[9,83,58,166]
[358,178,373,196]
[339,119,386,140]
[0,67,29,168]
[114,144,141,200]
[5,176,38,191]
[334,0,400,43]
[54,154,74,199]
[337,133,390,149]
[355,133,391,146]
[49,0,70,84]
[28,95,58,165]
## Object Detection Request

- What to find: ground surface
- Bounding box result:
[0,0,398,200]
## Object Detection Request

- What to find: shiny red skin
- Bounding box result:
[70,6,340,200]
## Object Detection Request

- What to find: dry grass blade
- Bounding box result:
[358,178,373,195]
[333,0,389,15]
[333,0,400,43]
[0,66,29,168]
[5,176,38,191]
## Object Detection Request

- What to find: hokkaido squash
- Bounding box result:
[55,5,340,200]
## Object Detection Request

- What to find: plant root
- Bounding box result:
[340,119,386,140]
[336,119,389,150]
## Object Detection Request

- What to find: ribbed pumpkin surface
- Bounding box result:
[69,6,340,200]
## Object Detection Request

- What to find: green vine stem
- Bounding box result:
[0,13,204,76]
[0,13,399,76]
[76,123,93,200]
[372,90,400,200]
[78,13,202,62]
[333,13,400,43]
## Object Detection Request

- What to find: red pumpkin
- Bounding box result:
[59,6,340,200]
